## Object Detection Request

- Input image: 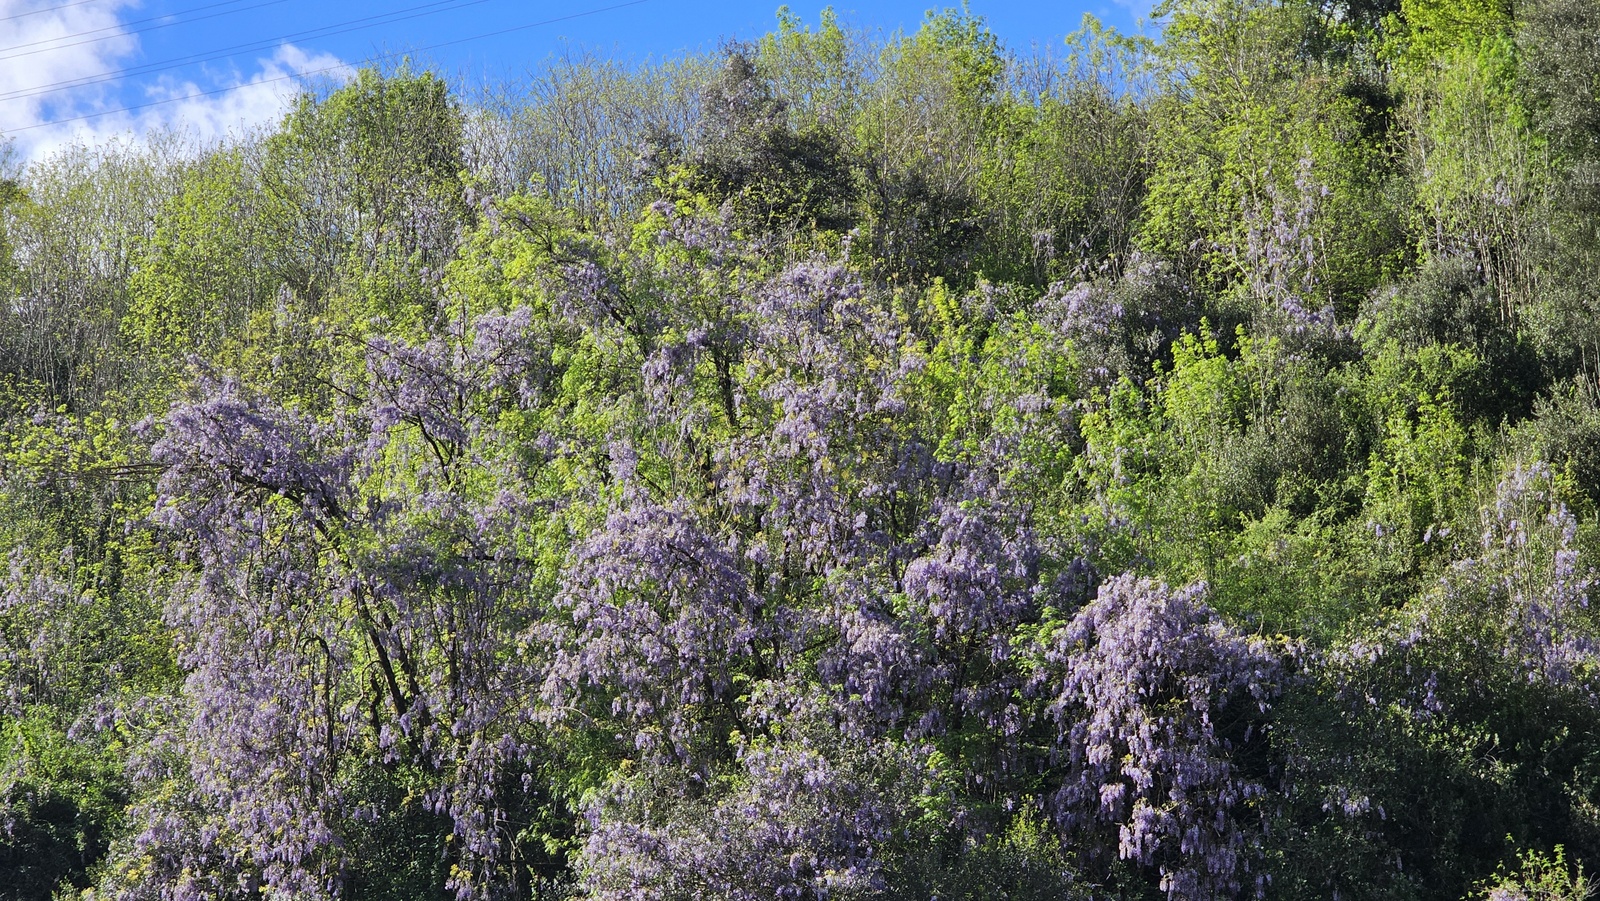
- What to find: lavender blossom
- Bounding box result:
[1038,574,1283,900]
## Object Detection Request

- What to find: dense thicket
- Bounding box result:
[4,2,1600,899]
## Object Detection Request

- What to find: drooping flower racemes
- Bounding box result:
[131,305,559,899]
[1037,574,1285,900]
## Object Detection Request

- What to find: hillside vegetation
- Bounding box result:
[5,2,1600,898]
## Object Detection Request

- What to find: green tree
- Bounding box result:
[1141,0,1405,321]
[258,67,469,321]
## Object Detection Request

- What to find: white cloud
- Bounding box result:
[0,1,353,161]
[1115,0,1165,31]
[0,0,141,139]
[136,44,355,141]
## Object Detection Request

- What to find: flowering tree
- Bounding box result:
[1037,574,1284,900]
[124,297,560,898]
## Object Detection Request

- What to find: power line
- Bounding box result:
[0,0,104,26]
[0,0,501,103]
[4,0,655,135]
[0,0,295,61]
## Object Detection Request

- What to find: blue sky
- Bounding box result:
[0,0,1158,160]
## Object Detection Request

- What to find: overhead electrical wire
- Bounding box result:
[0,0,509,103]
[4,0,655,134]
[0,0,105,26]
[0,0,294,60]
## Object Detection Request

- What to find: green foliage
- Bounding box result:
[1266,464,1600,899]
[1393,0,1514,68]
[1474,845,1593,901]
[974,20,1151,285]
[260,66,468,315]
[756,7,869,132]
[1143,0,1407,316]
[0,708,128,901]
[5,5,1600,899]
[677,47,855,233]
[1076,324,1369,623]
[1398,36,1544,317]
[1514,0,1600,374]
[854,8,1006,285]
[1517,385,1600,517]
[493,49,715,226]
[0,137,185,406]
[125,149,272,396]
